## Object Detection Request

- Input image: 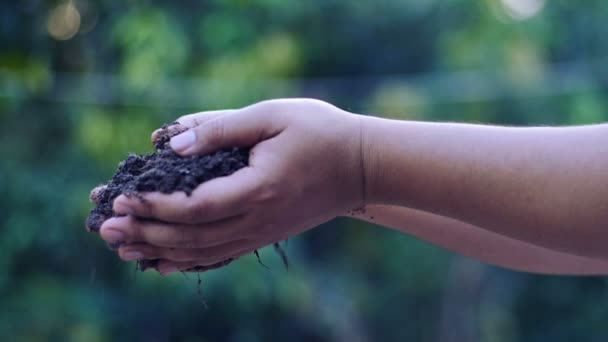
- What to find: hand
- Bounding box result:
[99,99,365,274]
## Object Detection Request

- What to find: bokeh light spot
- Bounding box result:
[47,2,81,40]
[500,0,546,20]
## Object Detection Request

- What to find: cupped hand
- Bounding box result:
[99,99,365,274]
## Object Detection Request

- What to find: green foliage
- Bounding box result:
[1,0,608,341]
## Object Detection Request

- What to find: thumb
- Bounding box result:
[169,104,284,156]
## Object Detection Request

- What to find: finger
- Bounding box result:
[169,102,285,156]
[151,110,235,143]
[99,215,250,248]
[113,167,261,224]
[154,247,254,275]
[177,110,236,128]
[118,239,253,263]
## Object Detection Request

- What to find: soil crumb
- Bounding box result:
[86,123,249,272]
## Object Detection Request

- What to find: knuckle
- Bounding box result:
[254,181,279,204]
[132,196,155,217]
[143,201,155,217]
[203,118,225,148]
[255,99,278,109]
[112,195,131,213]
[185,197,213,222]
[192,116,204,126]
[253,100,283,116]
[176,228,200,249]
[137,247,157,260]
[128,217,144,241]
[254,172,284,203]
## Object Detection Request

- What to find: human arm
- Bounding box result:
[355,205,608,275]
[361,117,608,258]
[97,99,608,273]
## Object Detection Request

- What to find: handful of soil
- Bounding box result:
[86,124,249,272]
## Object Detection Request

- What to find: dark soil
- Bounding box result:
[86,123,249,272]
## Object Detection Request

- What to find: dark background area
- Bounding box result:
[1,1,608,341]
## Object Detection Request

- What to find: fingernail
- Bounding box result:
[159,265,179,275]
[170,130,196,152]
[100,227,125,243]
[123,250,144,261]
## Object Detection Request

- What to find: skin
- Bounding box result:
[361,117,608,257]
[98,98,608,275]
[359,206,608,275]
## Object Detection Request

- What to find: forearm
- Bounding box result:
[353,205,608,275]
[360,117,608,258]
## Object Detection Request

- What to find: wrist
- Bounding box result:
[339,112,368,212]
[357,116,430,208]
[358,115,387,206]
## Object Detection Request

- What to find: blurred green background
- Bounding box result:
[2,0,608,341]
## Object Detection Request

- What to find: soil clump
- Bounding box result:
[86,123,249,272]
